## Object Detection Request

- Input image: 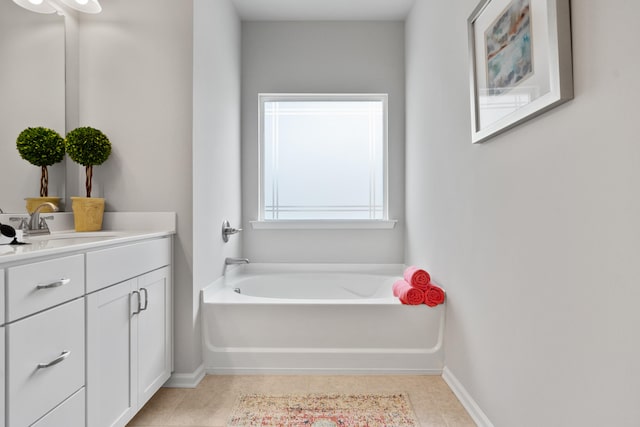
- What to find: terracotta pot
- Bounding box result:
[71,197,105,231]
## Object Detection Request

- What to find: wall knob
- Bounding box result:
[222,220,242,242]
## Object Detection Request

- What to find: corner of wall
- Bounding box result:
[442,367,494,427]
[164,363,206,388]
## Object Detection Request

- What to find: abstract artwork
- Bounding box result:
[468,0,573,143]
[485,0,532,94]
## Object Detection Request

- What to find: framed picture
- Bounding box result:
[468,0,573,143]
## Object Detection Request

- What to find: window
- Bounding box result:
[258,94,388,222]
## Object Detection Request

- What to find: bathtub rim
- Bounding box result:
[224,262,406,276]
[202,263,412,306]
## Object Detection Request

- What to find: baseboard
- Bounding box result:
[164,364,206,388]
[205,367,443,375]
[442,367,494,427]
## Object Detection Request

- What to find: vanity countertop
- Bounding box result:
[0,212,176,265]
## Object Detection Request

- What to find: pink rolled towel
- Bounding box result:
[424,283,446,307]
[392,279,424,305]
[403,266,431,291]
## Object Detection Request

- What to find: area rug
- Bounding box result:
[227,393,419,427]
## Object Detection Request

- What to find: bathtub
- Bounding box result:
[201,264,445,374]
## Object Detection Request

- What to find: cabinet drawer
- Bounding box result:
[7,254,84,321]
[7,298,85,427]
[31,387,85,427]
[87,237,170,293]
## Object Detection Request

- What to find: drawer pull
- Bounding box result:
[36,278,71,290]
[37,350,70,369]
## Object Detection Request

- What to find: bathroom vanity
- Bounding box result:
[0,212,175,427]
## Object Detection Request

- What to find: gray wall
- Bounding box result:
[192,0,242,372]
[241,21,406,263]
[406,0,640,425]
[78,0,195,373]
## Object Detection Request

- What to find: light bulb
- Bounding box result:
[28,0,43,4]
[75,0,89,4]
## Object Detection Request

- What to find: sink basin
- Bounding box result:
[26,231,130,242]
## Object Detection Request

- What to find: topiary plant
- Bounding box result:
[16,127,66,197]
[65,127,111,197]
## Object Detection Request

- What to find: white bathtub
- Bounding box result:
[201,264,445,374]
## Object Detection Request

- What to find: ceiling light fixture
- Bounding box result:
[12,0,102,14]
[12,0,58,14]
[59,0,101,14]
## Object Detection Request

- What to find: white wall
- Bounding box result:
[406,1,640,426]
[78,0,195,373]
[241,22,406,263]
[192,0,242,372]
[0,2,65,213]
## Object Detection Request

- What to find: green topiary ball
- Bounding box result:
[16,127,65,167]
[65,127,112,166]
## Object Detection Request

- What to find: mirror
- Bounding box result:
[0,1,66,213]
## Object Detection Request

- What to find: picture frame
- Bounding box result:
[468,0,573,143]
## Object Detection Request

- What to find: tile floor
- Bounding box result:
[127,375,476,427]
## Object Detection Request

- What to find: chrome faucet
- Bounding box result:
[225,257,250,265]
[29,202,57,231]
[11,202,58,236]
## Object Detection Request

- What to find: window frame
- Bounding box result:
[256,93,392,227]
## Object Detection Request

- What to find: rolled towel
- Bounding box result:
[392,280,401,297]
[424,283,446,307]
[403,266,431,291]
[392,279,425,305]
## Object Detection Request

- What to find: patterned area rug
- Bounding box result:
[227,393,418,427]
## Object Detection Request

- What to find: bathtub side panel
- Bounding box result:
[202,301,444,374]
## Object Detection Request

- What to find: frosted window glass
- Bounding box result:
[260,95,387,220]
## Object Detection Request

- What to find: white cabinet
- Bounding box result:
[0,234,173,427]
[86,239,171,427]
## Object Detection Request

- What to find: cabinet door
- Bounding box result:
[137,266,172,407]
[86,279,138,427]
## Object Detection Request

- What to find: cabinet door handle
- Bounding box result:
[37,350,70,369]
[132,290,142,315]
[140,287,149,312]
[36,278,71,290]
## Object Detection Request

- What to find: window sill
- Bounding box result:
[250,220,397,230]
